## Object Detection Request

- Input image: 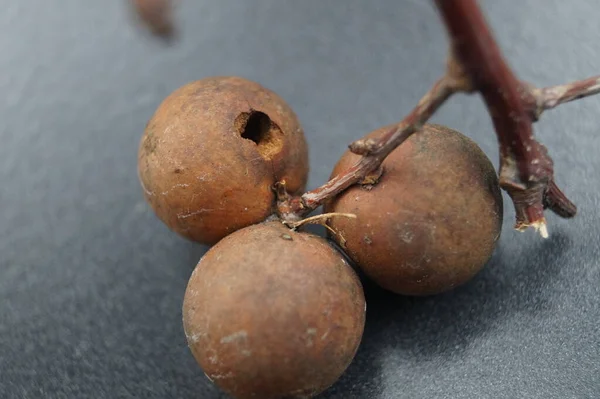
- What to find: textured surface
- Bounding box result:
[137,76,308,245]
[1,1,599,398]
[326,123,503,296]
[183,222,365,399]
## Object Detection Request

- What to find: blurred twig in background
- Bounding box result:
[131,0,175,39]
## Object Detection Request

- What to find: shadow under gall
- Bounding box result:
[319,230,572,397]
[184,241,210,272]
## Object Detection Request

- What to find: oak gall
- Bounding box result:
[138,76,309,245]
[325,123,503,296]
[182,222,366,399]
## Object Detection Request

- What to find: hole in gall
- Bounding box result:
[241,111,271,145]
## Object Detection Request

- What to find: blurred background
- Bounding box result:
[1,1,599,398]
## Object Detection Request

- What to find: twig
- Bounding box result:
[277,56,471,219]
[528,76,600,119]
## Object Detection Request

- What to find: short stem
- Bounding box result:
[543,180,577,218]
[529,75,600,118]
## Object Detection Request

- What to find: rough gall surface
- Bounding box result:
[182,221,366,399]
[325,123,503,296]
[138,76,309,245]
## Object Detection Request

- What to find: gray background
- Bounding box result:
[1,1,599,398]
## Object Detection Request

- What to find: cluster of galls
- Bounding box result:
[138,77,503,399]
